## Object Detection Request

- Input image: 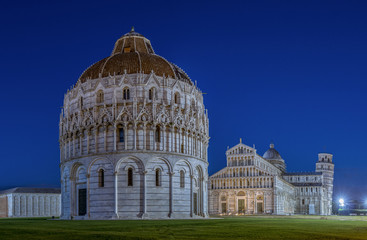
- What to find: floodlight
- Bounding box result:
[339,198,345,207]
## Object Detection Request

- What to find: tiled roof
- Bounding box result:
[79,29,192,85]
[0,187,61,195]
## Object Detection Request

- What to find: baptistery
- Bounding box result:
[59,28,209,219]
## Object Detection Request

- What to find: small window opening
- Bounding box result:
[155,169,161,186]
[96,90,104,103]
[123,88,130,100]
[128,168,133,186]
[98,169,104,187]
[155,126,161,143]
[123,47,131,53]
[149,88,155,100]
[180,170,185,188]
[119,128,124,142]
[174,93,179,104]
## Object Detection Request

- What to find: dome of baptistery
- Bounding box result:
[59,28,209,220]
[79,28,191,84]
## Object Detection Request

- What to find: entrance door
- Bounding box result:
[309,204,315,215]
[238,199,245,213]
[78,188,87,216]
[256,202,263,214]
[193,193,198,215]
[221,203,227,213]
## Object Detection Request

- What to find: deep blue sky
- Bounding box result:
[0,0,366,200]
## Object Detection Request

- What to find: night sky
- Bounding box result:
[1,1,366,201]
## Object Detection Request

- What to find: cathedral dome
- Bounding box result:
[79,27,192,85]
[263,143,282,160]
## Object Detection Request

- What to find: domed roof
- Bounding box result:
[79,27,192,85]
[263,143,282,160]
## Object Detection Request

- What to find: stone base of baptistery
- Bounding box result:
[60,151,208,220]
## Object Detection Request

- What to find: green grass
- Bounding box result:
[0,215,367,240]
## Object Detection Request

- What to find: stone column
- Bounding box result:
[87,130,91,154]
[113,125,117,151]
[201,177,204,216]
[169,171,174,218]
[80,133,83,155]
[245,193,249,214]
[133,124,137,150]
[153,125,156,151]
[143,125,147,150]
[69,177,74,217]
[264,192,266,213]
[254,192,257,214]
[162,126,166,152]
[114,171,119,219]
[104,127,107,151]
[178,128,181,153]
[190,175,193,217]
[141,171,148,218]
[234,194,237,214]
[68,138,71,159]
[170,126,174,152]
[73,135,76,156]
[124,125,128,150]
[95,128,98,153]
[185,130,188,154]
[87,173,90,218]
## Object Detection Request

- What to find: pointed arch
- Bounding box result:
[96,90,104,103]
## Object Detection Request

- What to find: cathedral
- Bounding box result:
[208,139,334,215]
[59,28,209,219]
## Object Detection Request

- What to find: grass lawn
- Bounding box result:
[0,215,366,240]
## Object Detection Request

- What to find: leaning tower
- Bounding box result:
[315,153,334,215]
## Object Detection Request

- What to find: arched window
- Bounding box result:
[96,90,104,103]
[181,144,184,153]
[98,169,104,187]
[128,168,133,186]
[180,170,185,188]
[149,88,155,100]
[119,128,124,142]
[155,169,161,186]
[174,92,179,104]
[123,88,130,100]
[155,126,161,143]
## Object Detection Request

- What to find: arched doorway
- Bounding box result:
[237,191,246,214]
[71,164,87,217]
[256,195,264,214]
[220,195,227,214]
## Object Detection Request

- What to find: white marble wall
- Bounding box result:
[1,193,61,218]
[60,152,208,220]
[60,68,209,220]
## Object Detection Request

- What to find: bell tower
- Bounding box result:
[315,153,334,215]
